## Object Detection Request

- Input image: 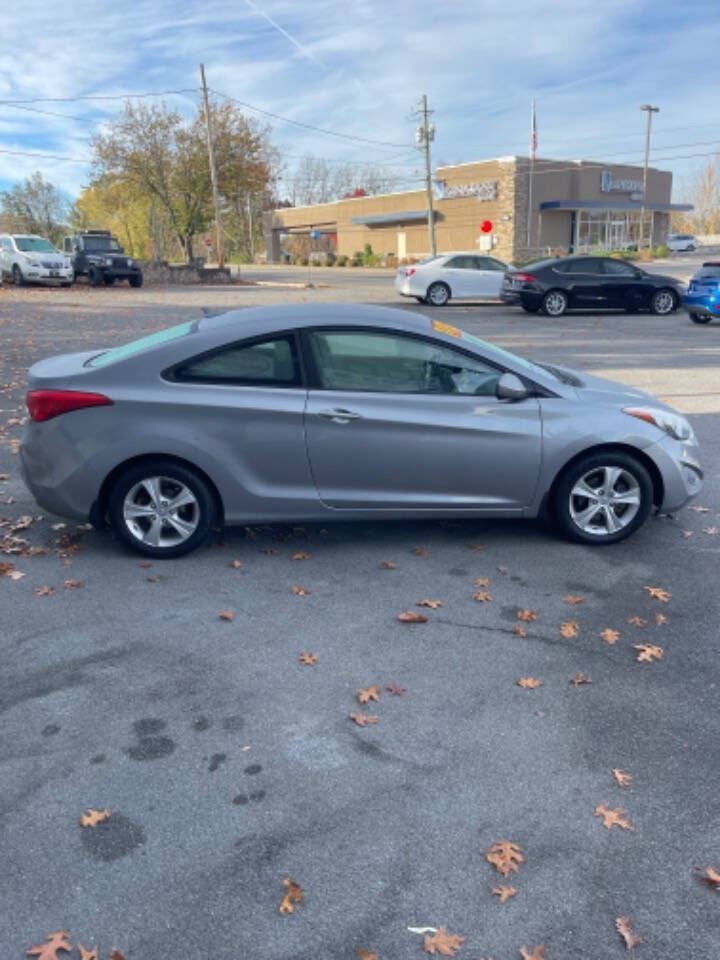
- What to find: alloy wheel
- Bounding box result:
[427,283,449,306]
[569,466,641,537]
[652,290,675,315]
[543,291,567,316]
[122,475,200,548]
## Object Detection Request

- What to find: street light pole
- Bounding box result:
[419,95,436,257]
[640,104,659,250]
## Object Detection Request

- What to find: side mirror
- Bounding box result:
[496,372,530,401]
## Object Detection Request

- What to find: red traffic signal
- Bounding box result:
[480,220,493,234]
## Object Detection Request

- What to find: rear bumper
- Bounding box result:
[683,295,720,318]
[20,424,98,522]
[500,289,543,308]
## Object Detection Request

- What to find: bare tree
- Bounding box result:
[288,155,401,206]
[0,172,70,245]
[672,160,720,234]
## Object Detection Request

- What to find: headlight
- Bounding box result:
[105,258,112,266]
[127,258,133,267]
[623,406,694,441]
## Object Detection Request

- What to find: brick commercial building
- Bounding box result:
[264,156,691,264]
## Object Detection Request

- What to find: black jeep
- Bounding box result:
[63,230,143,287]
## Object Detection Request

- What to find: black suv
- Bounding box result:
[63,230,143,287]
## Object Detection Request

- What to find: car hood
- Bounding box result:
[646,272,684,287]
[545,365,679,413]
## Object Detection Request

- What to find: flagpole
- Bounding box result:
[526,99,535,250]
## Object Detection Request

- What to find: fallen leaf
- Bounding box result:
[397,611,428,623]
[357,685,381,704]
[79,808,111,828]
[681,530,693,539]
[33,586,55,597]
[24,545,48,556]
[594,804,634,830]
[615,916,645,950]
[411,547,427,556]
[423,926,465,956]
[654,613,668,625]
[10,514,32,532]
[292,551,311,560]
[379,560,396,569]
[357,950,378,960]
[513,626,527,637]
[571,672,591,686]
[702,526,720,535]
[474,577,490,587]
[6,569,25,580]
[50,522,66,531]
[628,616,647,627]
[644,585,671,603]
[497,565,509,574]
[601,628,619,645]
[469,543,485,551]
[613,769,632,787]
[520,947,544,960]
[218,610,234,621]
[560,620,579,638]
[486,841,524,877]
[563,594,585,605]
[418,599,443,609]
[231,559,243,569]
[292,585,310,596]
[25,931,72,960]
[408,927,439,935]
[473,591,493,603]
[0,560,14,575]
[109,952,126,960]
[634,643,663,663]
[77,946,98,960]
[62,579,83,589]
[516,609,538,622]
[298,651,318,666]
[386,682,407,697]
[350,713,378,727]
[517,677,542,689]
[695,865,720,891]
[491,884,517,903]
[0,473,8,481]
[279,877,304,914]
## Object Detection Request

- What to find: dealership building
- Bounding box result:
[265,156,692,263]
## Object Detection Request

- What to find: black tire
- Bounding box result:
[108,458,216,558]
[426,281,450,306]
[88,266,104,287]
[415,296,426,303]
[60,282,72,288]
[12,264,25,287]
[650,288,677,315]
[521,303,540,313]
[551,451,653,545]
[690,312,712,324]
[104,276,115,285]
[541,289,568,317]
[129,273,143,288]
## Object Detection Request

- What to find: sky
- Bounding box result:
[0,0,718,202]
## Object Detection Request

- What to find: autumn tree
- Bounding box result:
[671,160,720,234]
[0,172,70,245]
[90,100,278,263]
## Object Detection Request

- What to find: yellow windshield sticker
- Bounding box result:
[432,320,462,338]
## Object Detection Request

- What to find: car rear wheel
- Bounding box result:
[12,264,25,287]
[542,290,568,317]
[690,312,712,324]
[426,282,450,306]
[650,288,676,315]
[552,452,653,545]
[109,460,216,558]
[88,266,104,286]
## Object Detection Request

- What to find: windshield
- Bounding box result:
[87,320,195,368]
[447,327,557,380]
[82,235,122,252]
[15,237,56,253]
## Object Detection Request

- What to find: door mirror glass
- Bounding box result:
[496,372,529,401]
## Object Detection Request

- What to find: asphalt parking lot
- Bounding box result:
[1,277,719,959]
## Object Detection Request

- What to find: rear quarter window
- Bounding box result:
[87,321,195,368]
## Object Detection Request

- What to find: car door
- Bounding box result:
[473,256,507,298]
[599,258,647,309]
[302,328,542,511]
[441,255,475,297]
[557,257,606,308]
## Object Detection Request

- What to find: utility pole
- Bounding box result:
[417,95,436,256]
[199,63,224,268]
[640,104,659,250]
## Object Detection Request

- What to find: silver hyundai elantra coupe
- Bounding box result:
[20,304,703,557]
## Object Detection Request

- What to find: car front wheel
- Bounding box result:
[13,264,25,287]
[650,288,677,315]
[129,273,143,288]
[88,266,104,286]
[690,312,712,324]
[108,459,216,558]
[552,452,653,545]
[542,290,568,317]
[426,281,450,306]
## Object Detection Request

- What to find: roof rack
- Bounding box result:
[84,229,112,235]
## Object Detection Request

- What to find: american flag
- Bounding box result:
[530,99,537,160]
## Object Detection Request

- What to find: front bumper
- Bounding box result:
[683,295,720,318]
[22,267,73,283]
[648,432,703,513]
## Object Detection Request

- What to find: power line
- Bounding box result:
[0,88,198,105]
[0,147,90,163]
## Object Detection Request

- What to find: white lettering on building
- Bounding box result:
[600,171,644,194]
[434,179,498,201]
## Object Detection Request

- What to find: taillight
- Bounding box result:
[405,268,416,277]
[26,389,113,422]
[513,272,537,283]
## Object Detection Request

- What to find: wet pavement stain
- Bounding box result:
[209,752,227,772]
[126,736,175,761]
[192,716,211,732]
[81,814,145,861]
[89,754,105,764]
[244,763,262,775]
[41,724,60,736]
[222,716,244,732]
[133,718,166,737]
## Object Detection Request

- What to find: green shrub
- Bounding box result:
[653,244,669,258]
[336,254,348,267]
[361,242,380,267]
[299,257,309,266]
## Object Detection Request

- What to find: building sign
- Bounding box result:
[600,171,644,194]
[434,179,497,201]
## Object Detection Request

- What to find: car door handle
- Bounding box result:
[317,408,362,423]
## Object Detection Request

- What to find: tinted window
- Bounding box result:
[476,257,506,271]
[14,236,55,253]
[82,235,122,252]
[89,321,195,368]
[176,336,300,385]
[309,331,501,395]
[602,259,638,277]
[558,258,603,275]
[444,256,477,269]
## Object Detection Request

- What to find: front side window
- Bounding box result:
[444,255,477,270]
[175,335,301,386]
[602,259,637,277]
[560,258,603,275]
[309,330,501,395]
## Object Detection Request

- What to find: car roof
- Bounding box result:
[200,303,433,335]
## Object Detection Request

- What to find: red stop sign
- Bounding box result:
[205,238,212,247]
[480,220,493,233]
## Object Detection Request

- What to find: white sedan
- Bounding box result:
[667,233,697,252]
[0,234,73,286]
[395,252,510,306]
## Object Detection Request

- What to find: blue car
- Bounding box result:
[684,261,720,324]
